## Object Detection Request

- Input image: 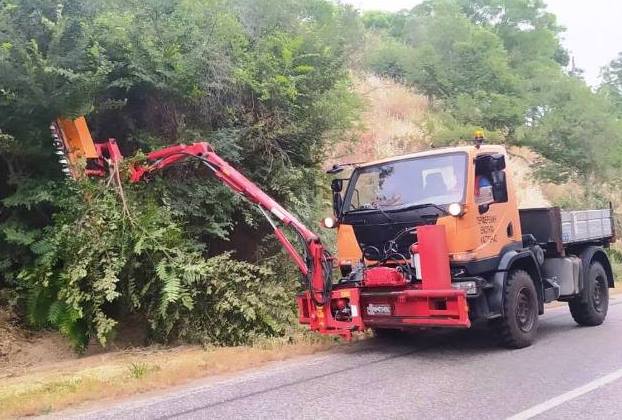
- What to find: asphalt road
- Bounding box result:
[59,297,622,420]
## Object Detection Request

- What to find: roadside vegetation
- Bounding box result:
[0,332,343,417]
[2,0,622,379]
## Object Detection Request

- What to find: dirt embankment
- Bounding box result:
[506,146,550,208]
[328,75,430,166]
[1,310,77,379]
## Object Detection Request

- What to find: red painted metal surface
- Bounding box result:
[296,287,365,339]
[361,288,470,328]
[414,224,452,290]
[363,266,407,287]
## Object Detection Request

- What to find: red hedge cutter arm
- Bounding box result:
[51,117,365,338]
[129,142,333,306]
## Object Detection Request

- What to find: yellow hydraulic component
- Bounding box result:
[50,116,99,177]
[55,117,98,160]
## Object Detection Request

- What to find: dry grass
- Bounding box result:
[506,146,551,208]
[327,74,430,166]
[0,333,343,418]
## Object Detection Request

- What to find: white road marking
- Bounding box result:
[507,367,622,420]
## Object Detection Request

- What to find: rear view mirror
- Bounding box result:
[331,179,343,192]
[475,153,508,212]
[491,154,506,171]
[491,170,508,203]
[475,153,506,174]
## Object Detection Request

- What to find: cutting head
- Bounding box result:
[50,117,99,178]
[50,117,122,178]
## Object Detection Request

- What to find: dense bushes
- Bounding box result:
[0,0,361,349]
[5,168,297,348]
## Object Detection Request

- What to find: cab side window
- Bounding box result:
[475,153,508,213]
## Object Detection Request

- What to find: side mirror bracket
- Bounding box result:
[331,179,345,216]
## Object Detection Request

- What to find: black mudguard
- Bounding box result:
[578,246,614,289]
[489,249,543,318]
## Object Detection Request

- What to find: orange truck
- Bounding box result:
[52,118,615,348]
[322,142,615,347]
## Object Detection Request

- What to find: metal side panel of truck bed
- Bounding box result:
[519,207,615,254]
[561,209,614,244]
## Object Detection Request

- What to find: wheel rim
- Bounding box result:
[592,274,607,313]
[516,287,536,333]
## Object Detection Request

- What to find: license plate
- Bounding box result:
[366,303,391,316]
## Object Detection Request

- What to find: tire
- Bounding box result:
[569,261,609,326]
[494,269,539,349]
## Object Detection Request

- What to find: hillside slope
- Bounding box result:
[330,75,550,208]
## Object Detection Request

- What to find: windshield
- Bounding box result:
[344,152,467,211]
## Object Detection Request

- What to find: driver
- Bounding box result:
[373,170,406,207]
[423,172,448,197]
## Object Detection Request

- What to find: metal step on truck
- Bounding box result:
[52,118,615,349]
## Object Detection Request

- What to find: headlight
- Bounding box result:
[323,216,337,229]
[448,203,464,217]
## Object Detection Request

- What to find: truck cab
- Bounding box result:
[334,144,520,273]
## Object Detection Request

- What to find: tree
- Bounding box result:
[403,1,525,133]
[520,76,622,186]
[360,0,622,195]
[600,52,622,113]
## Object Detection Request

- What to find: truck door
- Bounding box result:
[473,153,522,261]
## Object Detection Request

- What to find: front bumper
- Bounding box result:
[296,286,470,339]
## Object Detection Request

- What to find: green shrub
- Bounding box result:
[13,177,297,350]
[173,253,294,346]
[363,35,416,81]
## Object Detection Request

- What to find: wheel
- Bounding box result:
[494,269,539,349]
[569,261,609,326]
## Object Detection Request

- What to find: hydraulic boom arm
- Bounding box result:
[129,142,332,305]
[50,116,372,339]
[51,117,335,309]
